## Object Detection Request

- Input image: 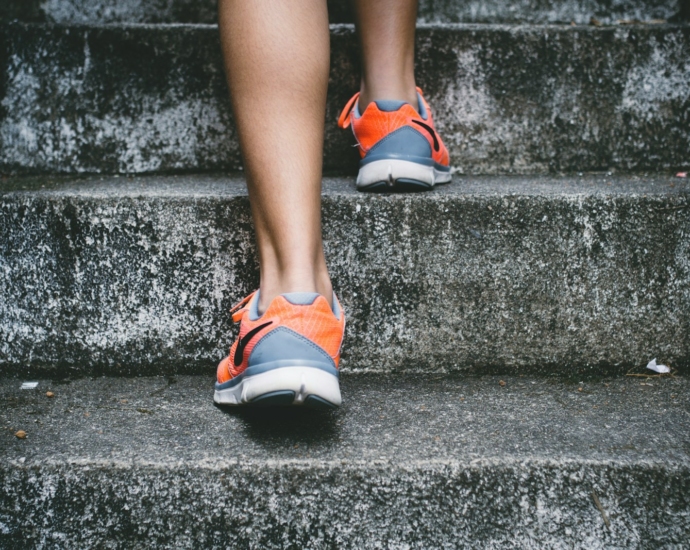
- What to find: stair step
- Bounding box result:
[1,174,689,376]
[1,22,688,175]
[1,0,684,25]
[1,374,688,547]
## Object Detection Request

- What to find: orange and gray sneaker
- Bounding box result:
[214,291,345,408]
[338,87,451,192]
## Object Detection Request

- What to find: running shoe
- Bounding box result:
[214,290,345,408]
[338,87,451,192]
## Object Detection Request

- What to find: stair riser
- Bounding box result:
[1,24,688,175]
[2,178,689,376]
[3,373,688,548]
[1,463,687,548]
[1,0,683,25]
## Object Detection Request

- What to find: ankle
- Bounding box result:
[359,82,418,112]
[257,271,333,313]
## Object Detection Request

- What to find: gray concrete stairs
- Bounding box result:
[1,22,688,175]
[2,374,689,548]
[2,175,690,378]
[2,0,688,24]
[1,0,690,548]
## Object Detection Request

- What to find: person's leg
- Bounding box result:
[339,0,450,192]
[215,0,344,408]
[353,0,419,110]
[218,0,331,312]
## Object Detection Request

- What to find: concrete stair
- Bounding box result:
[2,374,689,548]
[2,0,688,24]
[2,174,690,378]
[1,0,689,547]
[1,22,688,175]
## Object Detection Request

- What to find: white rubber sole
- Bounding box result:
[213,366,342,407]
[356,159,452,190]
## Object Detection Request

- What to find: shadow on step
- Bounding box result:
[215,404,342,446]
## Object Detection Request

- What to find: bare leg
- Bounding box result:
[353,0,419,110]
[218,0,332,312]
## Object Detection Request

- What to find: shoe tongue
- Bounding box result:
[282,292,320,306]
[373,99,408,112]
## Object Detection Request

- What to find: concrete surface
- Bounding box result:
[1,174,689,377]
[1,23,688,175]
[1,0,684,25]
[1,374,688,548]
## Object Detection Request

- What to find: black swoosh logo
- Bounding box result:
[234,321,273,366]
[411,120,440,152]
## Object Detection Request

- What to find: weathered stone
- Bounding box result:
[1,0,219,24]
[413,0,687,24]
[1,174,689,376]
[1,374,689,548]
[0,0,684,25]
[1,23,688,175]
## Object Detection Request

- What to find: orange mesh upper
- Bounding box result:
[217,293,345,384]
[338,88,450,167]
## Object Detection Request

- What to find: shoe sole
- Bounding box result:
[356,159,452,193]
[214,366,341,408]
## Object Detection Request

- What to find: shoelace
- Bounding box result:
[337,92,360,129]
[230,291,256,323]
